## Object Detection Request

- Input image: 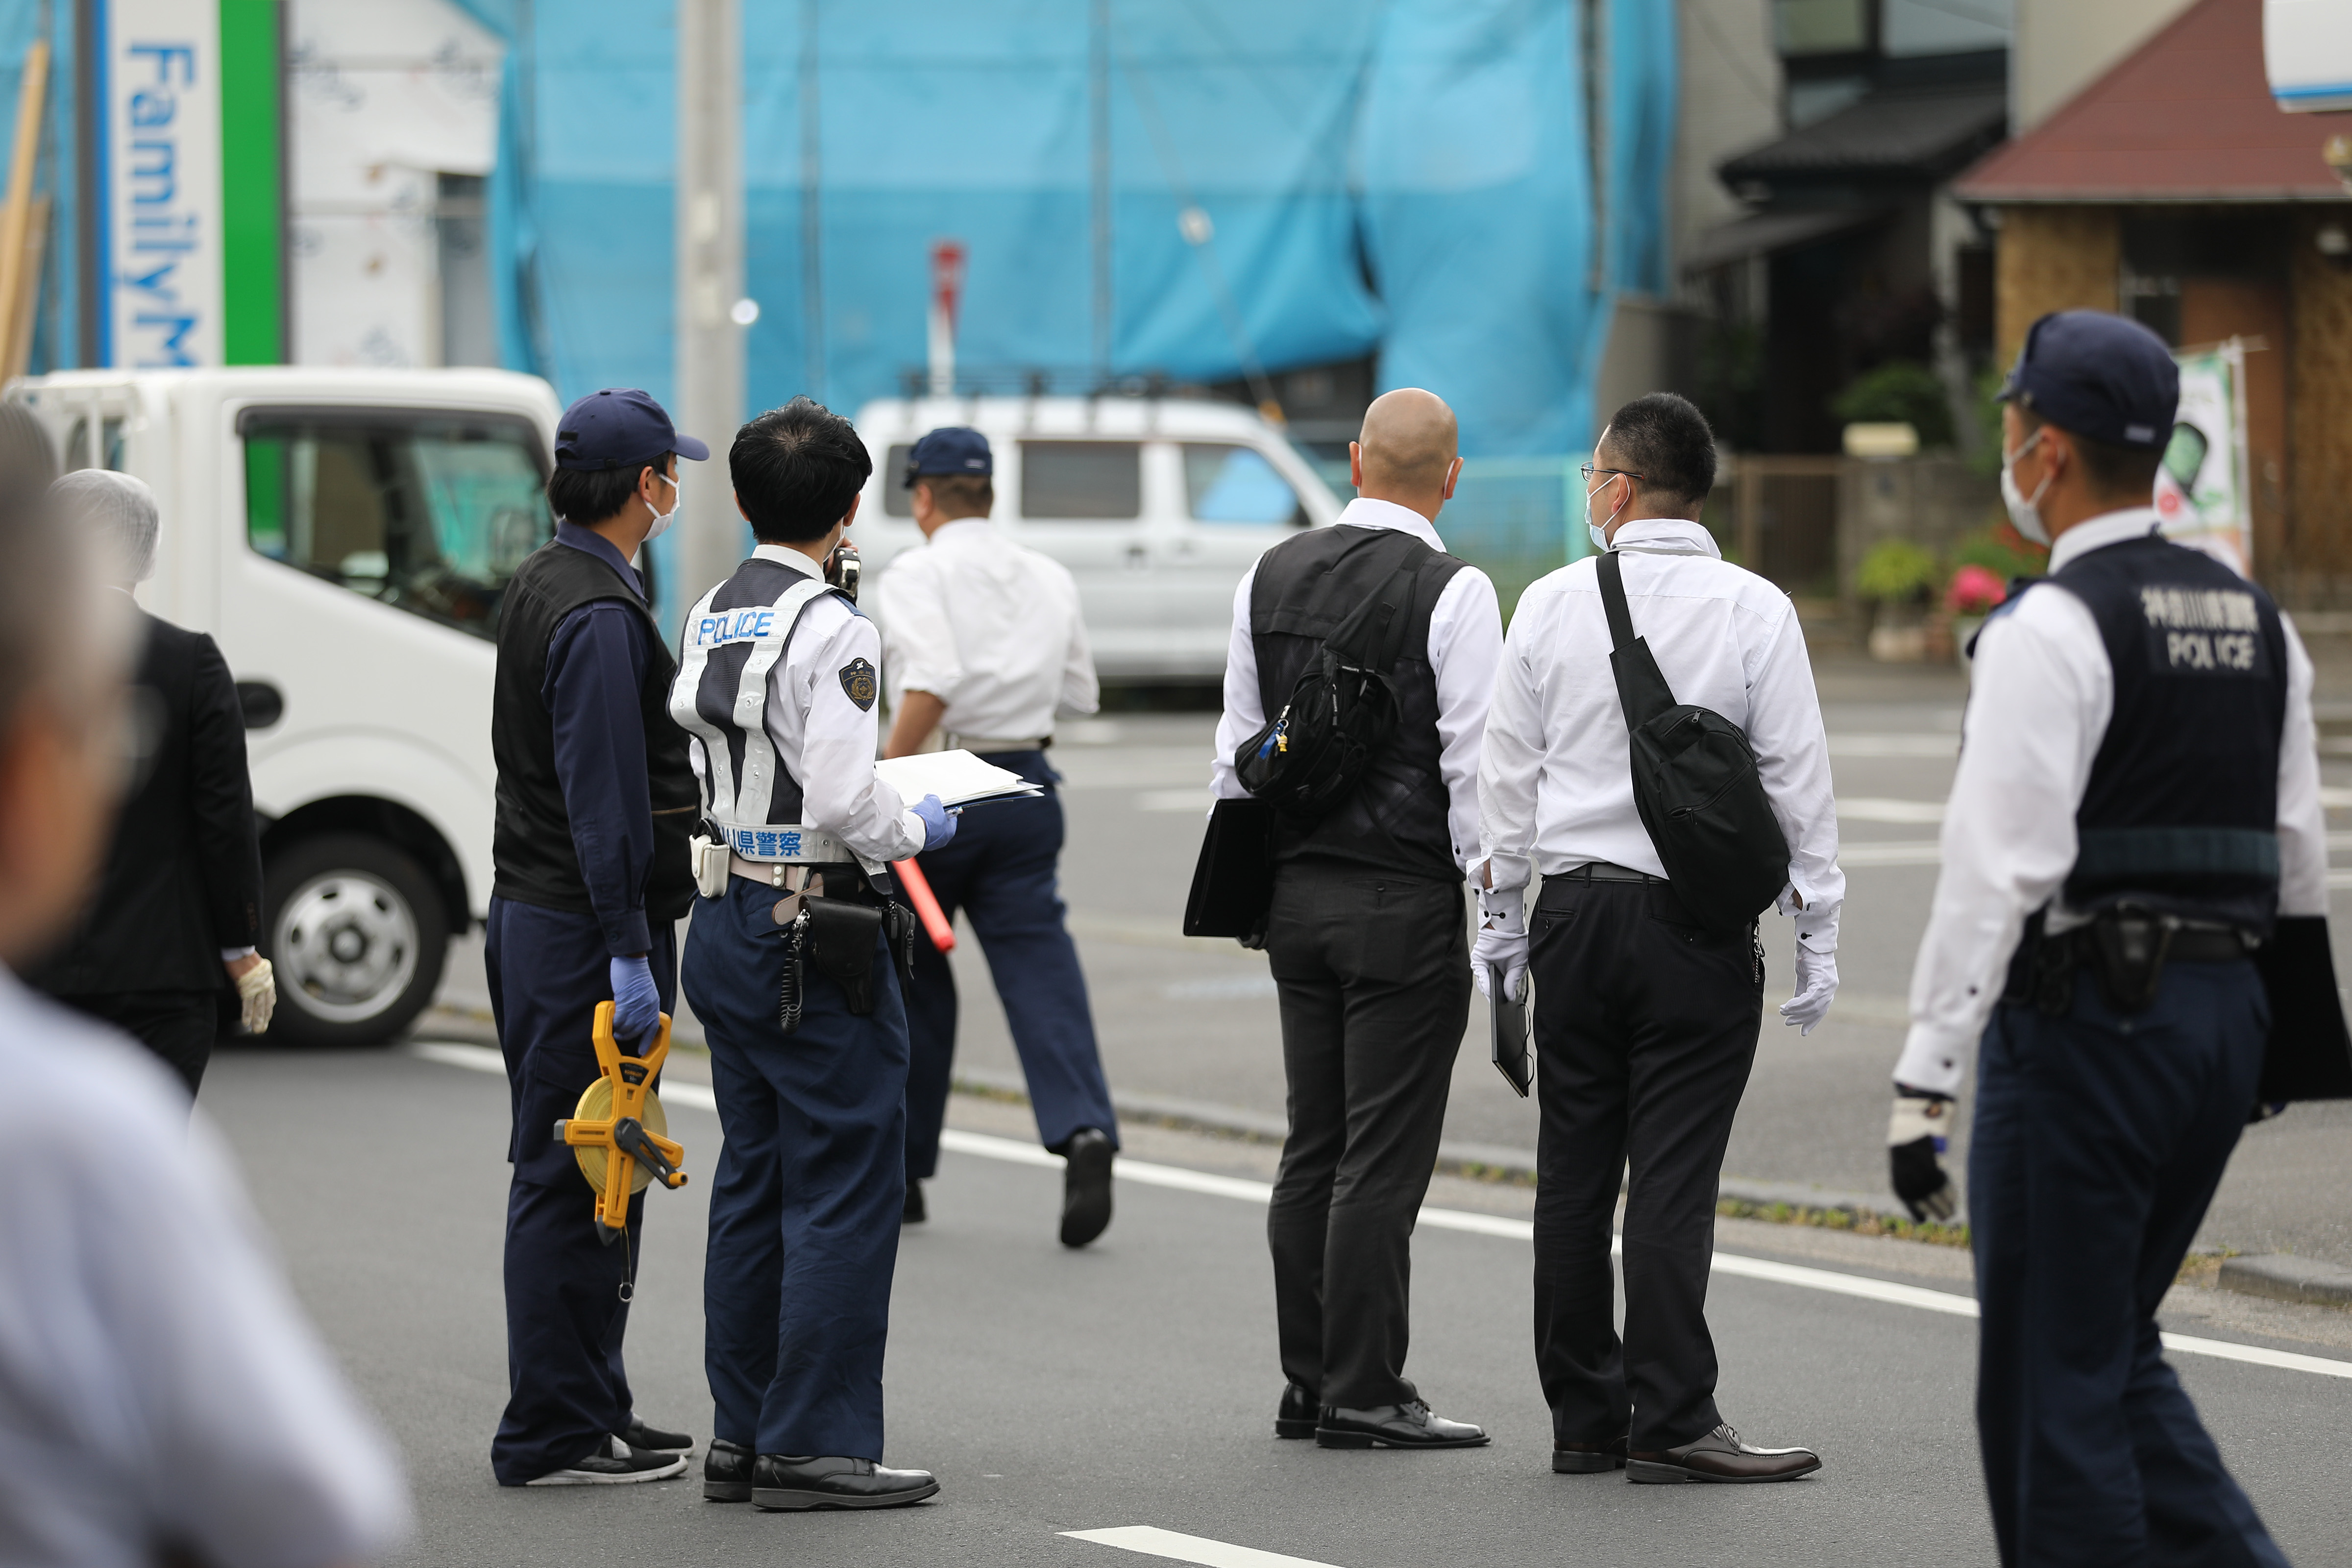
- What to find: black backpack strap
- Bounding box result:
[1595,548,1678,728]
[1596,548,1638,653]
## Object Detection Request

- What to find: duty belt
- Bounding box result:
[943,732,1048,754]
[2005,907,2254,1017]
[715,822,854,866]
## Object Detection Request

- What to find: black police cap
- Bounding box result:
[555,388,710,472]
[903,426,992,487]
[1997,310,2179,451]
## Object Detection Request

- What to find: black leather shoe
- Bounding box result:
[1275,1382,1319,1439]
[1059,1128,1114,1248]
[1627,1423,1820,1484]
[1316,1400,1489,1449]
[752,1453,940,1510]
[705,1438,754,1502]
[624,1416,692,1454]
[903,1179,926,1225]
[1553,1432,1629,1473]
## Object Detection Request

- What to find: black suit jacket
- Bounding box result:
[29,611,264,997]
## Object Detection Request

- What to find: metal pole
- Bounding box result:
[674,0,744,617]
[1089,0,1109,384]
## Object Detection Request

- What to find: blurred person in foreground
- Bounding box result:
[1477,392,1839,1483]
[1211,388,1503,1449]
[0,406,409,1565]
[1890,312,2311,1566]
[25,468,273,1097]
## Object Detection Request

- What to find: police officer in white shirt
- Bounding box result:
[672,397,957,1513]
[1890,312,2315,1567]
[1477,392,1838,1484]
[872,427,1119,1246]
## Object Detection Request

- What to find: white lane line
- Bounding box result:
[1063,1525,1342,1568]
[408,1046,2352,1379]
[1838,797,1948,825]
[1836,841,1942,867]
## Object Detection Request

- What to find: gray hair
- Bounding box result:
[50,468,159,585]
[0,414,111,736]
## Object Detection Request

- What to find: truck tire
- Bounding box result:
[262,833,448,1048]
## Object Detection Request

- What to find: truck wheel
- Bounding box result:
[262,833,448,1048]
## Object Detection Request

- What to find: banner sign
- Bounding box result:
[2155,341,2253,577]
[98,0,225,368]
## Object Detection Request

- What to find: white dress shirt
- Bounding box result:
[871,516,1100,740]
[1896,507,2327,1095]
[1210,497,1504,876]
[1477,518,1843,945]
[0,971,410,1568]
[684,545,930,863]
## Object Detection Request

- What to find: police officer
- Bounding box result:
[674,396,956,1513]
[1889,311,2321,1566]
[870,427,1120,1246]
[487,388,706,1487]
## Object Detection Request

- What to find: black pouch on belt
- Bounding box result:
[881,901,918,985]
[803,897,885,1015]
[2088,908,2174,1015]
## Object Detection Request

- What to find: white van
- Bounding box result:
[848,395,1344,682]
[12,368,563,1048]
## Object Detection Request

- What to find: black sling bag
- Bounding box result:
[1595,548,1790,935]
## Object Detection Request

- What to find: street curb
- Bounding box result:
[2217,1254,2352,1310]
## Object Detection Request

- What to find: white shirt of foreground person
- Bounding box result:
[1896,507,2328,1097]
[871,516,1099,740]
[1477,517,1843,934]
[683,545,930,862]
[0,971,409,1568]
[1209,496,1504,874]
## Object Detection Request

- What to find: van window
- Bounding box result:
[1021,441,1140,519]
[882,445,914,516]
[241,409,552,640]
[1183,443,1306,527]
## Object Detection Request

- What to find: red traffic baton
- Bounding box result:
[893,857,956,953]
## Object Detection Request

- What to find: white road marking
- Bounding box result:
[1838,797,1948,825]
[408,1045,2352,1380]
[1836,840,1943,867]
[1135,789,1212,813]
[1063,1525,1343,1568]
[1825,734,1959,758]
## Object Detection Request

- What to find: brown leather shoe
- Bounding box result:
[1552,1433,1628,1473]
[1627,1423,1820,1484]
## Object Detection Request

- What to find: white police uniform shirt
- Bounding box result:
[1476,518,1843,948]
[871,516,1099,740]
[1210,496,1503,876]
[679,545,930,864]
[1897,507,2328,1097]
[0,970,410,1567]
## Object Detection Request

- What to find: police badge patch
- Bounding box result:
[838,657,879,711]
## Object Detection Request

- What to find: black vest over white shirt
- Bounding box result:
[1249,523,1468,884]
[2039,533,2289,932]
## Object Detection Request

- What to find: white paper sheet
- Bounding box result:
[873,749,1043,809]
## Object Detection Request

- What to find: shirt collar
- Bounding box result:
[1607,517,1720,558]
[1337,495,1446,553]
[555,521,644,600]
[751,542,825,580]
[2047,506,2161,574]
[928,517,991,545]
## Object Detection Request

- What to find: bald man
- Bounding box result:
[1210,389,1504,1450]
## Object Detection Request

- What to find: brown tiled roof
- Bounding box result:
[1953,0,2352,203]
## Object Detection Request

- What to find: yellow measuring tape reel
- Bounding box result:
[555,1001,689,1242]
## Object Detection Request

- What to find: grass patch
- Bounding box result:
[1716,1196,1971,1249]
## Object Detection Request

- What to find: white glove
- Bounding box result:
[1472,885,1527,1003]
[1779,941,1837,1034]
[236,957,277,1034]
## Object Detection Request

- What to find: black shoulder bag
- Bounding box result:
[1596,549,1790,935]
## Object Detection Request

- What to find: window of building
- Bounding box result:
[242,409,551,639]
[1020,441,1140,519]
[1774,0,1871,54]
[1182,443,1305,527]
[882,444,915,515]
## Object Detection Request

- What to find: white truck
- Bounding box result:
[12,367,563,1048]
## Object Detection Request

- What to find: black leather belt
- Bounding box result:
[2005,911,2254,1017]
[1560,860,1666,884]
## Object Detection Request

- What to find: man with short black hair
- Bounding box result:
[1478,391,1840,1483]
[488,386,708,1487]
[675,396,952,1513]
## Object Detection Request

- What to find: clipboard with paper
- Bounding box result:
[873,749,1043,809]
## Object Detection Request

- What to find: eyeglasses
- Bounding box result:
[1579,464,1644,484]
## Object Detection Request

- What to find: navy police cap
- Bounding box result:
[903,426,992,486]
[555,388,710,471]
[1997,310,2179,451]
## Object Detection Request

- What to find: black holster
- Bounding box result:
[880,900,918,985]
[803,896,885,1016]
[2004,906,2247,1019]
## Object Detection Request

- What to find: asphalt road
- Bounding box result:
[206,1042,2352,1568]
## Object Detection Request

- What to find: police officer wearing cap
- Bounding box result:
[1890,311,2322,1566]
[870,427,1121,1247]
[673,397,955,1512]
[486,387,708,1487]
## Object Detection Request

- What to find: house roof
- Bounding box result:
[1720,84,2007,185]
[1954,0,2352,203]
[1680,206,1893,274]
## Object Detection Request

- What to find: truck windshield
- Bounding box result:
[242,410,552,640]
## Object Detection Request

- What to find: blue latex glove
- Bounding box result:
[911,792,960,852]
[609,955,661,1048]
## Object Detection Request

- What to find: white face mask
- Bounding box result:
[641,470,681,542]
[1585,474,1626,553]
[1999,429,2052,546]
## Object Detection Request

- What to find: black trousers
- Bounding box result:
[1529,878,1762,1450]
[57,988,217,1097]
[1264,862,1470,1409]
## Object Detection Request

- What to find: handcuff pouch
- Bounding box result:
[803,897,884,1016]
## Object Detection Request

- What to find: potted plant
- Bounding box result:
[1944,564,2007,662]
[1856,539,1940,661]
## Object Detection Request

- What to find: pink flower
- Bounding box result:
[1945,564,2007,615]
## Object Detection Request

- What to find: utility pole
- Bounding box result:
[675,0,745,619]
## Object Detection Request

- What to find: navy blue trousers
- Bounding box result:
[1971,961,2286,1568]
[484,896,678,1485]
[684,879,909,1460]
[903,750,1116,1178]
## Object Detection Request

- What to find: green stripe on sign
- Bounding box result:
[219,0,282,366]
